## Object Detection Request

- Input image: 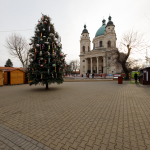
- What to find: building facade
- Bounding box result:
[79,16,122,75]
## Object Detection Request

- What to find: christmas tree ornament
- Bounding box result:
[53,53,56,57]
[35,48,37,53]
[40,38,43,41]
[29,43,32,45]
[48,52,50,56]
[52,64,56,67]
[41,33,42,37]
[43,36,46,38]
[41,64,43,67]
[44,21,47,24]
[48,58,51,64]
[45,42,49,44]
[43,28,45,31]
[36,44,40,47]
[45,60,47,64]
[48,45,50,51]
[30,59,33,62]
[40,51,42,56]
[40,57,43,60]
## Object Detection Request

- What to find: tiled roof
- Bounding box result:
[0,67,24,72]
[0,67,23,70]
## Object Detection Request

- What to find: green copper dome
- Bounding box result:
[95,19,106,37]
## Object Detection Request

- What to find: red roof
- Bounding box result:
[0,67,23,70]
[0,67,24,72]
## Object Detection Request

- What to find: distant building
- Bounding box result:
[79,15,122,75]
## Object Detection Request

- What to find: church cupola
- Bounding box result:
[106,15,115,27]
[102,19,106,25]
[81,24,89,34]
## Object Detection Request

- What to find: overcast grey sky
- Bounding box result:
[0,0,150,67]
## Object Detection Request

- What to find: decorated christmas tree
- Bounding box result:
[26,14,66,89]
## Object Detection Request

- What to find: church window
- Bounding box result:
[88,46,89,52]
[100,41,102,47]
[83,46,85,52]
[107,41,111,47]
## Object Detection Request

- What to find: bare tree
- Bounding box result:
[112,30,149,80]
[5,33,29,70]
[69,59,80,74]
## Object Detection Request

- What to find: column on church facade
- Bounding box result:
[85,58,88,74]
[103,56,106,74]
[97,57,99,74]
[91,58,93,74]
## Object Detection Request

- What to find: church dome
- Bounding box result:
[82,24,88,34]
[95,19,106,37]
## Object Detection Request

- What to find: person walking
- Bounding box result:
[134,73,137,83]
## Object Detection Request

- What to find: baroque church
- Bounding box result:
[79,16,122,75]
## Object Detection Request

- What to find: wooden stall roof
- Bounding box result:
[0,67,24,71]
[4,68,25,72]
[140,67,150,71]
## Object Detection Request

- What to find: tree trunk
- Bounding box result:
[46,83,48,89]
[122,63,129,80]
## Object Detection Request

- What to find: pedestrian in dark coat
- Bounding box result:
[134,73,137,83]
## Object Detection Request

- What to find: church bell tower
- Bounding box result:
[80,25,91,55]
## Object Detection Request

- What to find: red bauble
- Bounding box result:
[41,65,43,67]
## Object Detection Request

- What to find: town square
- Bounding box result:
[0,0,150,150]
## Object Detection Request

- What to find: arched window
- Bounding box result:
[100,41,102,47]
[88,46,89,52]
[107,41,111,47]
[83,46,85,52]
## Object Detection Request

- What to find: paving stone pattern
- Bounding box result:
[0,82,150,150]
[0,123,53,150]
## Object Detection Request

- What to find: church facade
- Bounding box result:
[79,16,122,75]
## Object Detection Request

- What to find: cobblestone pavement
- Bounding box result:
[0,81,150,150]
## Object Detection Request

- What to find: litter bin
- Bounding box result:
[118,77,123,84]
